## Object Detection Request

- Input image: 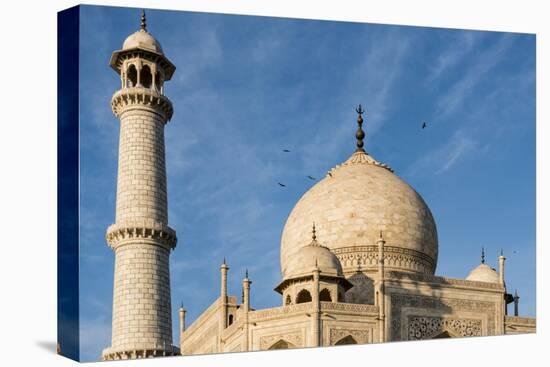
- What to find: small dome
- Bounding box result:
[284,240,343,280]
[122,30,163,54]
[466,263,500,283]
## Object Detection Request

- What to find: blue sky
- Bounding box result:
[77,5,536,361]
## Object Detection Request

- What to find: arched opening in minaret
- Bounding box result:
[228,314,234,326]
[296,289,312,304]
[335,335,358,345]
[140,65,153,88]
[155,71,163,92]
[285,295,292,305]
[126,64,137,87]
[319,288,332,302]
[268,339,295,350]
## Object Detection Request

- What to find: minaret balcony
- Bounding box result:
[111,86,173,122]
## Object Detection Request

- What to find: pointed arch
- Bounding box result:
[319,288,332,302]
[140,64,152,88]
[296,289,312,304]
[126,64,137,87]
[268,339,295,350]
[335,335,358,345]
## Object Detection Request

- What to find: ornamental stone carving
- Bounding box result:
[329,328,369,345]
[407,316,482,340]
[260,332,302,349]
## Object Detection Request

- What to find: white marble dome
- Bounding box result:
[122,29,164,54]
[280,150,438,276]
[466,263,500,283]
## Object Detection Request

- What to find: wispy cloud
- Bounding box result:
[426,32,479,82]
[408,130,479,176]
[434,34,516,121]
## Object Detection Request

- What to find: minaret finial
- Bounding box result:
[141,9,147,31]
[223,257,226,265]
[481,247,485,264]
[312,222,317,241]
[245,268,249,279]
[355,104,366,152]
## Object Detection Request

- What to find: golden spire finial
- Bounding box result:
[355,104,366,152]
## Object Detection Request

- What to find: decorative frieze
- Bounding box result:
[320,301,378,315]
[333,245,435,274]
[249,303,311,321]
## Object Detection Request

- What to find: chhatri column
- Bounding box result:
[103,11,178,360]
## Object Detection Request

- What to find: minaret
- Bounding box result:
[103,10,178,360]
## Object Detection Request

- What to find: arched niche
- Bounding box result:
[296,289,312,304]
[319,288,332,302]
[140,64,153,88]
[126,64,137,87]
[268,339,295,350]
[335,335,358,345]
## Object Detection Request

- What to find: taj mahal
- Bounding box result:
[100,12,536,361]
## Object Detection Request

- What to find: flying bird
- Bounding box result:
[307,175,316,180]
[422,122,427,129]
[282,149,291,153]
[278,182,286,187]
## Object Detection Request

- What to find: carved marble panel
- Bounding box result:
[407,316,482,340]
[260,331,303,350]
[390,294,495,341]
[329,328,369,345]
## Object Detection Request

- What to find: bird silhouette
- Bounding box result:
[422,122,427,129]
[278,182,286,187]
[282,149,291,153]
[307,175,316,180]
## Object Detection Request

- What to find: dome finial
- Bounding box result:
[140,9,147,31]
[312,222,317,241]
[355,104,366,152]
[481,247,485,264]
